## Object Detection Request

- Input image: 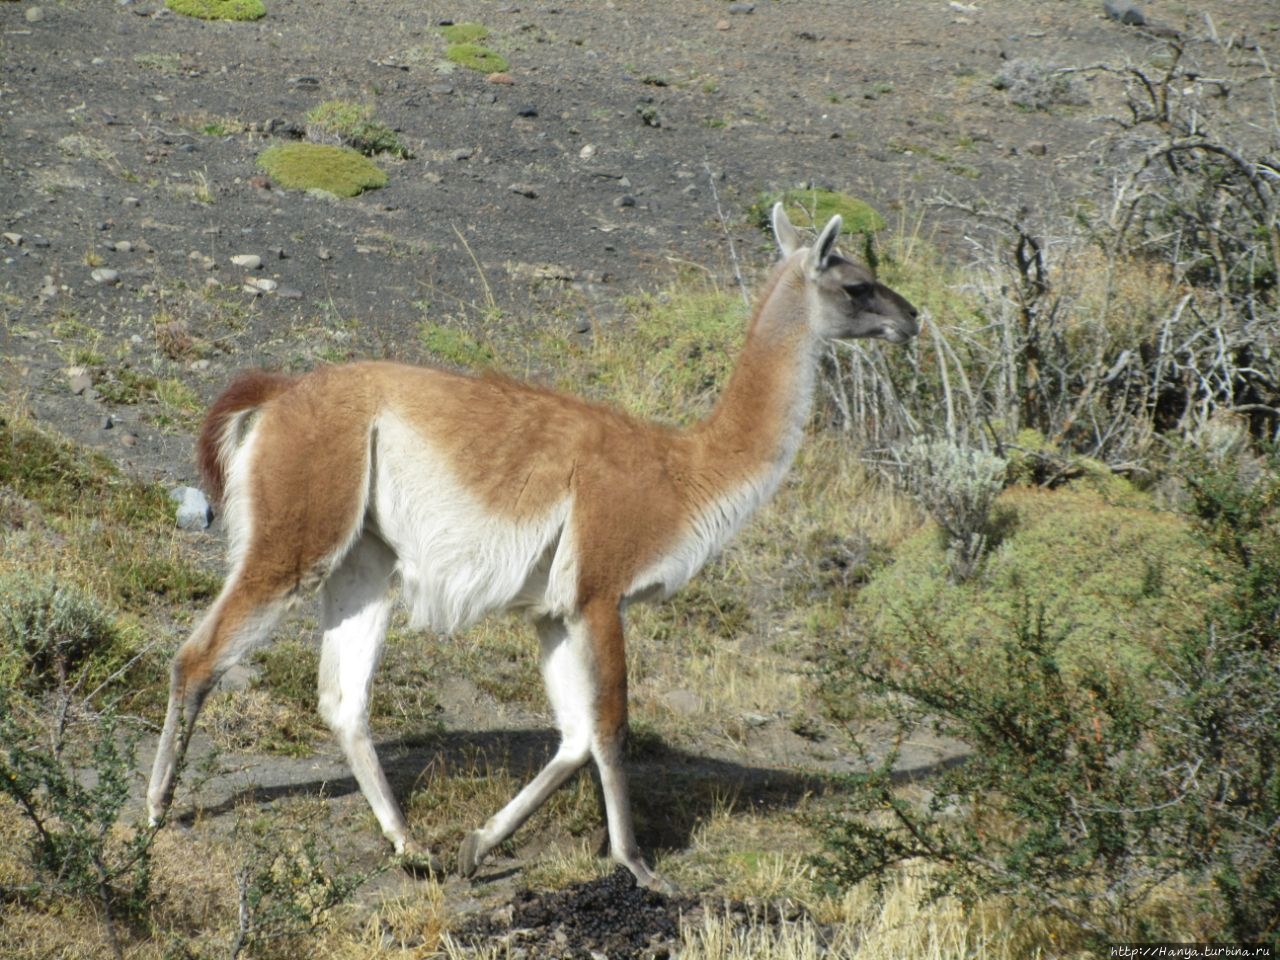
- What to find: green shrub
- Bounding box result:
[439,21,489,44]
[750,188,886,238]
[165,0,265,21]
[0,575,125,694]
[818,462,1280,946]
[305,100,412,159]
[445,42,509,73]
[257,143,387,197]
[0,691,155,946]
[420,322,495,369]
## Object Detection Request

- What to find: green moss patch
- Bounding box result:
[440,22,489,44]
[165,0,265,21]
[751,188,887,236]
[257,143,387,197]
[446,42,509,73]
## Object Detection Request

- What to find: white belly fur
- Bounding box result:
[370,414,576,633]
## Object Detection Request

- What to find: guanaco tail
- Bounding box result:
[146,203,919,892]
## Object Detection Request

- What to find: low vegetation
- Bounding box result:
[165,0,266,21]
[257,143,388,197]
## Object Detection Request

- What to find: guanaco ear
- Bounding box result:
[772,202,801,258]
[806,215,843,275]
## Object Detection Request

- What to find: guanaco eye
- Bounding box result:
[843,282,871,298]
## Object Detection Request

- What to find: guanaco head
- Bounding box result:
[772,202,920,345]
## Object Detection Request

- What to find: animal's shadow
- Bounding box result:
[171,725,965,872]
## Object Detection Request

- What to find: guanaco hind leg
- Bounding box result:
[146,571,291,826]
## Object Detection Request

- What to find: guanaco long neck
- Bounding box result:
[683,257,820,507]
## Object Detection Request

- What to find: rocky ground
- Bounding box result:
[2,0,1276,955]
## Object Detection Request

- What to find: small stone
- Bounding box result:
[101,415,114,430]
[25,6,44,22]
[68,369,92,395]
[91,267,120,285]
[317,248,332,261]
[121,196,140,207]
[277,286,303,299]
[120,433,138,448]
[249,175,272,190]
[267,246,288,260]
[728,1,754,12]
[487,72,514,85]
[1103,0,1145,25]
[3,232,23,246]
[1026,140,1048,156]
[451,147,474,161]
[662,689,703,716]
[578,144,597,161]
[243,277,277,294]
[716,18,731,30]
[515,105,538,118]
[613,194,636,208]
[112,240,133,253]
[231,253,262,269]
[170,486,212,530]
[509,183,539,198]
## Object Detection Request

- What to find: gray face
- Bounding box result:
[817,254,920,344]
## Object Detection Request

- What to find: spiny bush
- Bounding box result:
[818,455,1280,947]
[0,691,156,957]
[894,436,1008,581]
[0,575,125,694]
[835,40,1277,473]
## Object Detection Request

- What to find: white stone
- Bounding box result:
[231,254,262,269]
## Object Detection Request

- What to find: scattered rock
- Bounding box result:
[231,253,262,269]
[170,486,212,531]
[509,183,539,198]
[120,433,138,448]
[112,240,133,253]
[515,105,538,118]
[67,369,93,396]
[662,688,703,716]
[3,232,23,246]
[578,143,597,161]
[728,1,754,12]
[716,18,731,31]
[277,285,303,299]
[101,415,114,430]
[487,71,514,85]
[121,196,140,207]
[1026,140,1048,156]
[451,147,475,161]
[613,194,636,208]
[1103,0,1145,25]
[249,175,272,190]
[25,6,44,22]
[91,267,121,285]
[317,248,332,261]
[243,277,277,294]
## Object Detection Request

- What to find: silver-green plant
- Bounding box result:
[897,436,1008,582]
